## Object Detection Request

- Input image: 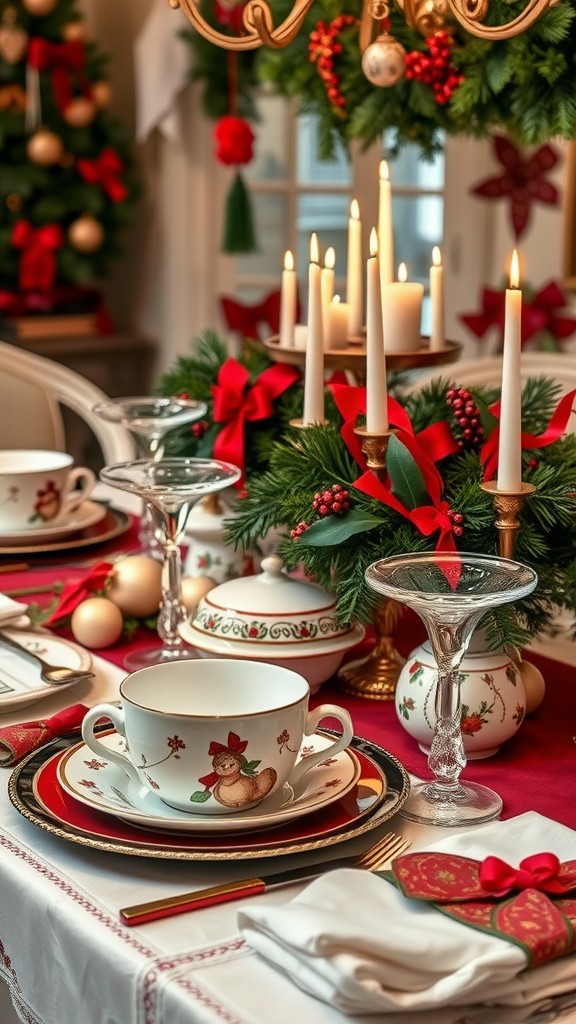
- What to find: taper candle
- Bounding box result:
[303,232,325,425]
[378,160,394,291]
[346,199,363,338]
[429,245,445,352]
[366,229,388,433]
[279,249,297,348]
[321,246,336,343]
[497,249,523,492]
[381,263,424,353]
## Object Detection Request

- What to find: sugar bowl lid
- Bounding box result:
[201,555,337,616]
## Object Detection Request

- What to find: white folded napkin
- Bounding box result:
[238,812,576,1016]
[0,595,30,629]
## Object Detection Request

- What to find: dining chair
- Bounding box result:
[0,338,135,463]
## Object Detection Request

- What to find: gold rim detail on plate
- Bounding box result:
[0,506,131,555]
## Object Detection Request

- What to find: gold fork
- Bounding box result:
[119,831,412,927]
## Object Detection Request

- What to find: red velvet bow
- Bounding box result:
[11,221,64,293]
[480,388,576,480]
[392,850,576,968]
[43,562,114,626]
[471,135,559,240]
[212,359,300,486]
[0,704,88,767]
[197,731,248,789]
[28,38,90,112]
[220,289,287,340]
[77,149,127,204]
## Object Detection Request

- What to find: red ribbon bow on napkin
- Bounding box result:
[77,149,127,204]
[212,359,300,487]
[11,221,64,293]
[28,38,90,112]
[220,289,289,340]
[0,704,88,767]
[391,850,576,968]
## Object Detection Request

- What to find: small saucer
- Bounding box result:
[57,730,363,834]
[0,629,93,712]
[0,501,106,545]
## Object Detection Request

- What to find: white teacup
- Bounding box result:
[0,450,95,532]
[81,660,354,815]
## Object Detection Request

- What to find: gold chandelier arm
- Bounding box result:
[447,0,554,40]
[359,0,390,52]
[174,0,316,50]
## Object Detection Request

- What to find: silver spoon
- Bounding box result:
[0,631,95,687]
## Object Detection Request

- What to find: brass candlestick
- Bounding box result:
[353,424,396,482]
[480,480,536,559]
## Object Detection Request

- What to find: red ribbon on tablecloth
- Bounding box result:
[0,704,89,767]
[220,289,289,340]
[391,850,576,968]
[77,149,127,203]
[480,388,576,480]
[43,562,114,626]
[11,221,64,293]
[28,38,90,112]
[212,358,300,486]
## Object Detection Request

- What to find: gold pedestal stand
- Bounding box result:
[480,481,536,558]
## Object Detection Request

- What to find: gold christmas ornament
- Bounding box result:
[63,96,96,128]
[26,127,64,165]
[181,575,217,615]
[68,214,105,252]
[70,597,124,650]
[0,8,28,64]
[6,192,22,211]
[91,80,113,109]
[62,20,84,41]
[107,555,163,619]
[361,33,406,87]
[22,0,57,16]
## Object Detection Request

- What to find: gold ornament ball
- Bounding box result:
[71,597,124,650]
[518,659,546,714]
[107,555,163,619]
[63,97,96,128]
[181,576,217,614]
[68,214,105,253]
[91,80,113,110]
[27,128,64,166]
[62,20,84,41]
[0,14,29,64]
[22,0,57,15]
[361,34,407,88]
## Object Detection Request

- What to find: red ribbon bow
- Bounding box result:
[0,704,88,767]
[43,562,114,626]
[212,359,300,486]
[220,289,288,340]
[480,388,576,480]
[460,280,576,350]
[198,731,248,789]
[77,149,127,204]
[11,221,64,293]
[28,38,90,112]
[392,850,576,968]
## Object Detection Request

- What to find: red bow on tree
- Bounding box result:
[211,359,300,486]
[480,388,576,480]
[43,562,113,626]
[471,134,559,240]
[220,289,290,340]
[77,149,127,204]
[11,221,64,293]
[27,38,90,112]
[392,850,576,968]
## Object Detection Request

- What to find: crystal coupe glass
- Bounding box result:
[100,457,240,671]
[365,551,537,827]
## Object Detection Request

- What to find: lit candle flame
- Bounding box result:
[370,228,378,257]
[379,160,390,182]
[333,294,341,305]
[350,199,360,221]
[324,246,335,270]
[310,233,319,264]
[398,262,407,283]
[283,250,294,272]
[510,249,520,289]
[432,246,441,268]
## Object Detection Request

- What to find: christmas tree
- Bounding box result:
[0,0,138,322]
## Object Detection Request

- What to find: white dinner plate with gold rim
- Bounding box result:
[0,500,106,545]
[0,629,93,712]
[57,729,363,834]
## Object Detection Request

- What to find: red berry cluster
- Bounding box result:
[192,419,209,439]
[446,387,485,449]
[447,508,465,538]
[404,31,463,105]
[309,15,356,110]
[312,483,351,517]
[291,521,310,540]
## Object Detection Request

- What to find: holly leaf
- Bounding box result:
[190,789,212,803]
[297,508,383,547]
[386,434,428,509]
[472,392,499,436]
[242,759,261,776]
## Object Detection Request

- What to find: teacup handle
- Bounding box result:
[289,704,354,787]
[54,467,96,524]
[81,704,141,786]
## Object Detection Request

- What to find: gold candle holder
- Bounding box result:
[480,480,536,559]
[353,425,396,482]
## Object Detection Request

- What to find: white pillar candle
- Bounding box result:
[366,229,388,433]
[497,249,523,492]
[381,263,424,353]
[279,249,297,348]
[303,232,325,425]
[346,199,363,339]
[429,245,445,352]
[321,246,336,341]
[378,160,394,292]
[326,295,350,350]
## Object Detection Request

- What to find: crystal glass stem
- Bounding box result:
[156,507,190,654]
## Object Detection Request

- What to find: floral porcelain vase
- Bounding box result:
[394,630,528,759]
[183,490,252,583]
